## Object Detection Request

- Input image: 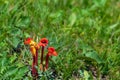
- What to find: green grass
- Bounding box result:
[0,0,120,79]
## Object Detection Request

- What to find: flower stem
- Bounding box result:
[45,54,49,69]
[32,56,38,77]
[36,49,38,66]
[41,46,44,64]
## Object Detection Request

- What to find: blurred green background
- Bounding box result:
[0,0,120,79]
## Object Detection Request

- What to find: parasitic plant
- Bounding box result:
[45,47,58,70]
[24,37,58,78]
[38,38,48,70]
[24,38,39,77]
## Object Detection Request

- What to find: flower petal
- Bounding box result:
[52,51,58,56]
[24,38,32,44]
[30,46,36,56]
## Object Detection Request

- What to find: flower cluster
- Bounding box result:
[24,38,58,77]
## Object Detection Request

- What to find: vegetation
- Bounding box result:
[0,0,120,80]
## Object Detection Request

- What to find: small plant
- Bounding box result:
[38,38,48,71]
[24,38,39,77]
[45,47,58,70]
[24,37,58,78]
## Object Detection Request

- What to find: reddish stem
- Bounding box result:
[41,46,44,64]
[36,49,38,66]
[32,55,38,77]
[45,54,49,69]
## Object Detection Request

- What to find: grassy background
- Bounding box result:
[0,0,120,79]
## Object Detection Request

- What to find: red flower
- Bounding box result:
[39,38,48,47]
[45,47,58,70]
[47,47,58,56]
